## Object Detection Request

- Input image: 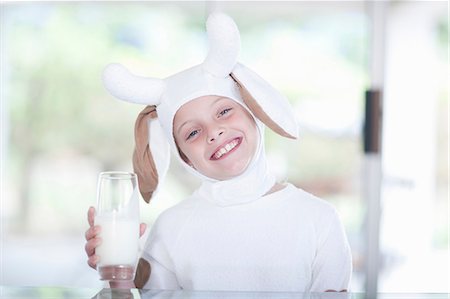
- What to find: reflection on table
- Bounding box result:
[1,286,448,299]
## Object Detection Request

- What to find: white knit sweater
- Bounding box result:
[142,183,352,291]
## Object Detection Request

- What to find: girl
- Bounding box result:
[85,13,352,292]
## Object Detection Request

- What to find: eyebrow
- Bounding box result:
[176,97,229,135]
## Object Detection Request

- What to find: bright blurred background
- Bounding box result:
[1,1,448,293]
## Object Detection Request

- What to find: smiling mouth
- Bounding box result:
[210,137,242,160]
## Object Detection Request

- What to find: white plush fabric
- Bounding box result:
[147,117,170,197]
[203,12,241,77]
[100,13,352,291]
[141,183,352,292]
[101,13,299,194]
[102,63,165,105]
[232,63,298,138]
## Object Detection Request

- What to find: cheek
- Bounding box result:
[240,115,258,149]
[174,135,192,160]
[233,112,257,132]
[178,140,203,162]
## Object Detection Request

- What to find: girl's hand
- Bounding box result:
[84,206,147,270]
[85,206,100,269]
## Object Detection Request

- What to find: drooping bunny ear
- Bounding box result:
[102,63,166,105]
[231,63,299,139]
[203,12,240,77]
[133,106,170,203]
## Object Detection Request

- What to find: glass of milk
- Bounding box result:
[95,171,140,281]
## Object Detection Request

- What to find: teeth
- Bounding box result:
[213,139,239,159]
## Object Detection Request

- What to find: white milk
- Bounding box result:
[94,215,139,266]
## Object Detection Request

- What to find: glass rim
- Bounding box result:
[99,171,137,180]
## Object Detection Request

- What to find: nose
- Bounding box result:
[207,128,224,144]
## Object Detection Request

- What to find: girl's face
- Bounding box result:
[173,95,258,180]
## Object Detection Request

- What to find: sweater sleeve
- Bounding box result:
[141,218,181,290]
[309,207,352,292]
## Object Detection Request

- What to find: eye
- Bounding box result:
[186,129,200,140]
[218,108,233,117]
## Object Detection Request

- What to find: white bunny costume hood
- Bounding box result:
[102,13,298,205]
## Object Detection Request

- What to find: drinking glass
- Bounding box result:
[95,171,140,281]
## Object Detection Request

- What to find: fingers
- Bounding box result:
[87,254,99,270]
[85,237,102,257]
[86,207,100,270]
[85,226,102,257]
[139,223,147,237]
[85,225,101,241]
[87,206,96,227]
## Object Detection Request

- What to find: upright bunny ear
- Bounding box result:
[133,106,170,203]
[203,12,240,77]
[102,63,166,105]
[232,63,299,139]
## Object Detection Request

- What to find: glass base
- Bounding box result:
[98,265,135,281]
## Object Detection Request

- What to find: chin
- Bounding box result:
[214,163,249,181]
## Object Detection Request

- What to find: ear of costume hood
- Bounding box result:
[231,63,299,139]
[133,106,170,203]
